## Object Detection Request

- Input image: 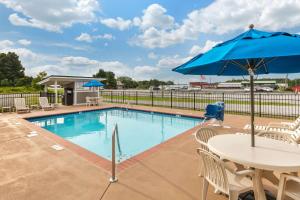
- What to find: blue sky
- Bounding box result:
[1,0,300,83]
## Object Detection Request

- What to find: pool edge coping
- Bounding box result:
[19,105,204,173]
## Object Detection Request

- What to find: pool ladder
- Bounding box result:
[110,123,121,183]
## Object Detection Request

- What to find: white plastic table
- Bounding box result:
[208,134,300,200]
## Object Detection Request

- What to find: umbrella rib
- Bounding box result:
[254,57,277,74]
[217,60,230,75]
[229,60,248,73]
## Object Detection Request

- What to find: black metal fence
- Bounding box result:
[101,90,300,119]
[1,90,299,119]
[0,92,62,111]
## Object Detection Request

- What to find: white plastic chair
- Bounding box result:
[195,127,246,173]
[197,149,254,200]
[195,127,218,151]
[277,174,300,200]
[86,97,92,106]
[14,98,30,113]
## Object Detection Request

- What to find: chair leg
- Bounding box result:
[229,191,239,200]
[201,179,209,200]
[276,176,287,200]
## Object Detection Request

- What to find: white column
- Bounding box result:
[54,80,58,105]
[74,88,77,105]
[44,84,47,92]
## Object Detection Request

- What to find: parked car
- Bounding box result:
[244,87,257,92]
[260,87,274,92]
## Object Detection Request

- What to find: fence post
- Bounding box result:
[259,93,262,117]
[110,91,113,102]
[122,91,125,103]
[171,90,173,108]
[193,92,196,110]
[135,91,138,105]
[151,92,154,106]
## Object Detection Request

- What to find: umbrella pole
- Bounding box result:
[250,73,255,147]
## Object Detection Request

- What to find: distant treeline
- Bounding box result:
[0,51,174,91]
[93,69,174,89]
[226,77,300,87]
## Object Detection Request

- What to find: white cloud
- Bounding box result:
[189,40,221,56]
[18,39,31,46]
[1,0,100,32]
[0,39,60,76]
[49,43,86,51]
[76,33,114,43]
[94,33,114,40]
[100,17,132,31]
[131,1,300,48]
[76,33,93,42]
[134,4,175,30]
[157,55,191,68]
[0,40,14,49]
[148,52,158,59]
[60,56,131,77]
[133,65,160,80]
[189,45,202,56]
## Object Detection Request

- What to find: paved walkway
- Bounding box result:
[0,104,285,200]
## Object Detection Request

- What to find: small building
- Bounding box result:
[189,82,218,89]
[38,75,105,105]
[217,82,242,89]
[241,80,277,88]
[163,84,188,90]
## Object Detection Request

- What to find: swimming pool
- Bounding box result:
[28,108,202,162]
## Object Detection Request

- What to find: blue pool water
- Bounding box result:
[28,108,202,162]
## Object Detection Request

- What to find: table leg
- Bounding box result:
[253,169,267,200]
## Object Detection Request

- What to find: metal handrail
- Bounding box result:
[110,123,119,183]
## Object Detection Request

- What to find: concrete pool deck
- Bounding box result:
[0,104,287,200]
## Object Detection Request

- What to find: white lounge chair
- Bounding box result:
[277,174,300,200]
[244,116,300,132]
[14,98,30,113]
[257,131,297,145]
[197,149,254,200]
[39,97,55,111]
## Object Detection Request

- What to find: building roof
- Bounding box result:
[241,80,277,84]
[38,75,106,86]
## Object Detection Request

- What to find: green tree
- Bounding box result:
[32,71,47,90]
[0,79,11,86]
[93,69,117,89]
[137,80,150,89]
[105,71,117,89]
[117,76,138,89]
[16,76,33,87]
[0,52,25,86]
[93,69,106,78]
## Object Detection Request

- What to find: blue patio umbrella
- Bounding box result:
[173,25,300,146]
[83,80,105,97]
[83,80,105,87]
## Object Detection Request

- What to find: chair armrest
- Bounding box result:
[234,169,254,177]
[280,122,293,126]
[266,123,290,130]
[281,173,300,183]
